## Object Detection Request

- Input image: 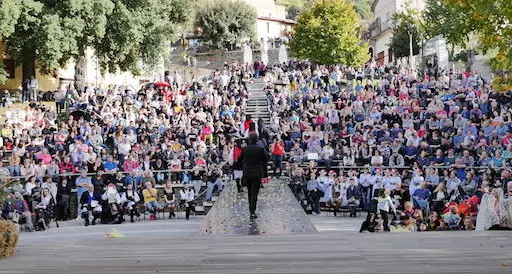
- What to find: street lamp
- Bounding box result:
[407,23,414,69]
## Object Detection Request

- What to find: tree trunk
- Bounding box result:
[466,49,473,72]
[74,54,87,91]
[21,55,36,89]
[448,43,455,61]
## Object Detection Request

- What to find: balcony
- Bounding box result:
[367,17,394,39]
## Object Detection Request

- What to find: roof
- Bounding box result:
[257,17,297,25]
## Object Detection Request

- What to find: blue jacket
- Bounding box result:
[347,185,361,199]
[413,188,431,200]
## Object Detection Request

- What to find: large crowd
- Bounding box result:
[1,58,512,233]
[260,61,512,232]
[1,64,254,230]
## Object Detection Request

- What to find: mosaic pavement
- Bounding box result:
[199,179,318,235]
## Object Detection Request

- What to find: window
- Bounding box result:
[377,51,385,65]
[267,22,270,34]
[2,59,15,79]
[388,48,393,63]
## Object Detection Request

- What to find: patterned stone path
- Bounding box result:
[199,179,317,235]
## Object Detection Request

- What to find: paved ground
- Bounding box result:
[200,180,317,235]
[2,217,512,274]
[2,198,512,273]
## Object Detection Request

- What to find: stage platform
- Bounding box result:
[2,220,511,273]
[199,179,317,236]
[2,181,512,273]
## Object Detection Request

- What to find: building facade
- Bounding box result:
[0,39,140,92]
[368,0,425,65]
[243,0,295,41]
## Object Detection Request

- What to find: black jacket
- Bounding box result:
[239,144,268,179]
[80,191,101,210]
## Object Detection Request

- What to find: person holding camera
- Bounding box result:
[346,178,362,218]
[180,185,196,220]
[307,173,322,215]
[79,184,102,226]
[206,164,223,202]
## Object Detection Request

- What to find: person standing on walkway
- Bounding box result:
[377,189,396,232]
[239,133,268,219]
[28,76,39,102]
[270,136,285,177]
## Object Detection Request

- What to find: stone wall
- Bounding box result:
[173,48,287,70]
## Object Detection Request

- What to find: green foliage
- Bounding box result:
[353,0,374,20]
[97,0,193,74]
[423,0,470,48]
[0,0,22,37]
[276,0,313,20]
[0,0,114,81]
[0,0,190,82]
[288,0,369,66]
[278,0,372,20]
[194,0,257,50]
[453,51,468,62]
[423,0,512,71]
[390,7,422,59]
[0,188,6,207]
[0,63,8,84]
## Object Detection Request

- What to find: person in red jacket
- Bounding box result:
[270,136,285,177]
[59,156,75,173]
[229,139,244,193]
[242,115,258,138]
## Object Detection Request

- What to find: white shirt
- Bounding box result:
[377,196,396,213]
[359,173,374,188]
[317,176,333,202]
[25,182,36,194]
[388,175,402,190]
[34,164,47,178]
[409,175,424,196]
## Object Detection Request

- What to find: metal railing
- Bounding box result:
[0,168,209,189]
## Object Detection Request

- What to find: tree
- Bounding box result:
[288,0,369,66]
[278,0,372,20]
[0,0,190,88]
[97,0,193,75]
[59,0,115,91]
[390,7,422,59]
[354,0,374,20]
[194,0,257,50]
[276,0,313,20]
[423,0,512,71]
[0,0,23,38]
[0,0,114,88]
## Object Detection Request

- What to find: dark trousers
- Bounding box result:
[236,178,242,192]
[246,177,261,214]
[361,186,371,211]
[309,190,321,214]
[380,210,390,232]
[272,155,283,176]
[56,101,65,114]
[185,201,196,220]
[22,89,29,102]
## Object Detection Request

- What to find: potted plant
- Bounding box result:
[0,186,20,258]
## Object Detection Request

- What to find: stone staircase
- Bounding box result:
[200,178,317,235]
[199,80,270,214]
[246,80,270,126]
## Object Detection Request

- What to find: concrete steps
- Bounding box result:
[246,79,270,126]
